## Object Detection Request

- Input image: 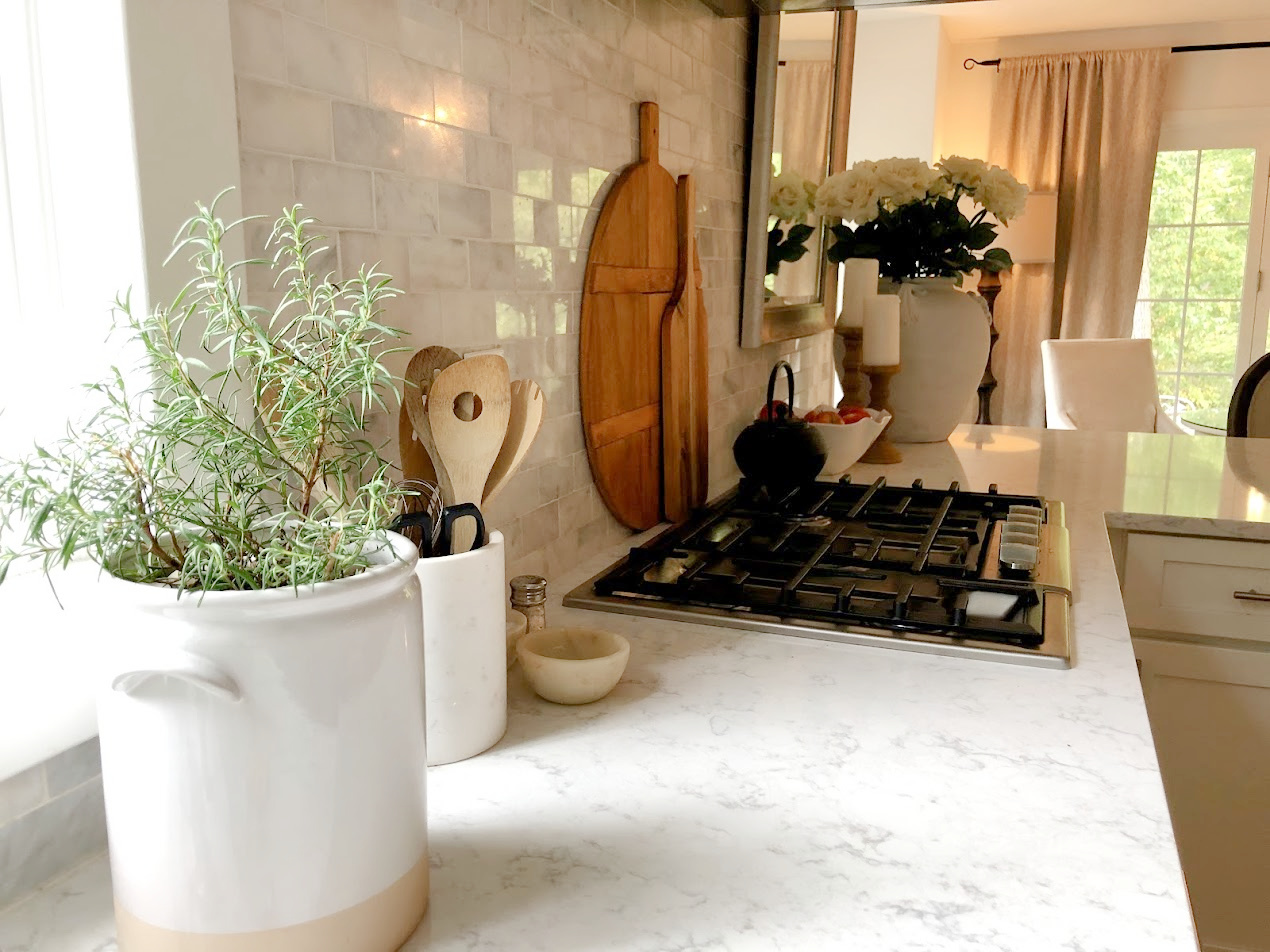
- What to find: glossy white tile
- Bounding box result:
[294,160,375,227]
[229,0,286,82]
[433,71,491,134]
[373,173,439,235]
[326,0,398,42]
[400,2,463,72]
[284,15,368,100]
[236,78,332,158]
[367,47,434,121]
[438,182,493,238]
[408,236,470,290]
[0,766,44,827]
[332,101,405,170]
[401,117,466,181]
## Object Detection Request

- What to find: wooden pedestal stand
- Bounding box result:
[860,364,903,464]
[975,271,1003,425]
[836,327,869,408]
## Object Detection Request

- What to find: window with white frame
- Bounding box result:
[0,0,150,781]
[1134,137,1270,429]
[0,0,146,459]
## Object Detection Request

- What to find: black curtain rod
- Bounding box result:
[963,41,1270,70]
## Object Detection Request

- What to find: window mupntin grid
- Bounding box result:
[1135,148,1257,424]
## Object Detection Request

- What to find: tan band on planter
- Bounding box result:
[115,854,429,952]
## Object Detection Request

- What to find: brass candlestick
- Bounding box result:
[860,363,903,464]
[835,327,870,408]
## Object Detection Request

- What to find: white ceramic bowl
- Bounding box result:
[797,408,892,477]
[506,608,528,669]
[517,627,630,705]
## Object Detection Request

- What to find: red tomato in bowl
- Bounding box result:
[837,405,870,425]
[757,400,792,422]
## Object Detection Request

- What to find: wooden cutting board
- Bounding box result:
[580,102,704,530]
[661,174,709,523]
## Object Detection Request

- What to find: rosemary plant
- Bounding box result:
[0,197,409,592]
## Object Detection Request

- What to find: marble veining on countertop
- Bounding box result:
[9,426,1270,951]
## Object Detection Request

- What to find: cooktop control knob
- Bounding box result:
[1000,514,1041,574]
[1000,541,1039,573]
[1008,505,1044,521]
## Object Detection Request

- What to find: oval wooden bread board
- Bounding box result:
[581,102,703,530]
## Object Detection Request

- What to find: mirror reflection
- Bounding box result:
[767,13,836,307]
[745,1,1270,444]
[741,10,851,349]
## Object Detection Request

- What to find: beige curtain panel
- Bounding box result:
[988,48,1170,427]
[773,60,833,303]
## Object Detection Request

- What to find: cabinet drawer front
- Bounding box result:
[1123,533,1270,642]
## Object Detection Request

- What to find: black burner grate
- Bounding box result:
[592,477,1050,647]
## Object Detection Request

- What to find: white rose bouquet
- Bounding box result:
[767,168,819,278]
[769,169,817,223]
[815,155,1028,282]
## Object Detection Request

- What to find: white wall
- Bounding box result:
[847,13,945,164]
[936,18,1270,170]
[125,0,244,315]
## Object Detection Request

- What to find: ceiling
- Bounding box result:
[779,11,836,41]
[874,0,1270,41]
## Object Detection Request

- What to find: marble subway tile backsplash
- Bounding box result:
[230,0,831,579]
[0,739,106,910]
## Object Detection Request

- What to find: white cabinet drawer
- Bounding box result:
[1123,533,1270,642]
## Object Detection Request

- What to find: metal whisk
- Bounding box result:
[390,479,445,556]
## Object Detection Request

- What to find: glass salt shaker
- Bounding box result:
[509,575,548,631]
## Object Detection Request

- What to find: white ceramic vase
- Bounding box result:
[416,530,508,766]
[886,277,990,443]
[97,532,428,952]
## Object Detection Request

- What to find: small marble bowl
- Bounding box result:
[517,627,630,705]
[506,608,528,669]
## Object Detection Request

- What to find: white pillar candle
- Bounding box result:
[863,294,901,367]
[836,257,880,331]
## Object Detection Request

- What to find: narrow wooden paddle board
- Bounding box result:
[660,174,709,524]
[580,102,703,530]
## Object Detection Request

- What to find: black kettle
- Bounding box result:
[732,361,826,494]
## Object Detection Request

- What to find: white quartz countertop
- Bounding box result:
[7,427,1270,952]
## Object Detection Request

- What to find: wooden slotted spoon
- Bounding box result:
[424,354,511,552]
[483,379,545,505]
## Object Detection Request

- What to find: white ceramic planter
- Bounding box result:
[97,533,428,952]
[886,277,991,443]
[416,530,507,766]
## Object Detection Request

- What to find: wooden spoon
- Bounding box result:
[484,379,545,505]
[425,354,512,551]
[399,404,434,484]
[400,346,461,484]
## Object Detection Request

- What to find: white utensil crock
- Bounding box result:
[416,530,507,765]
[97,532,428,952]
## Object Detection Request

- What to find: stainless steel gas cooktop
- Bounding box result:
[564,477,1074,668]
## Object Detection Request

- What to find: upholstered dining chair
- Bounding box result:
[1228,352,1270,438]
[1040,338,1186,434]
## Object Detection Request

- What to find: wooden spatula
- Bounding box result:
[399,404,434,484]
[401,346,460,484]
[425,354,511,552]
[484,379,545,504]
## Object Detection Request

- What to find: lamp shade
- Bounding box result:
[958,191,1058,266]
[992,192,1057,265]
